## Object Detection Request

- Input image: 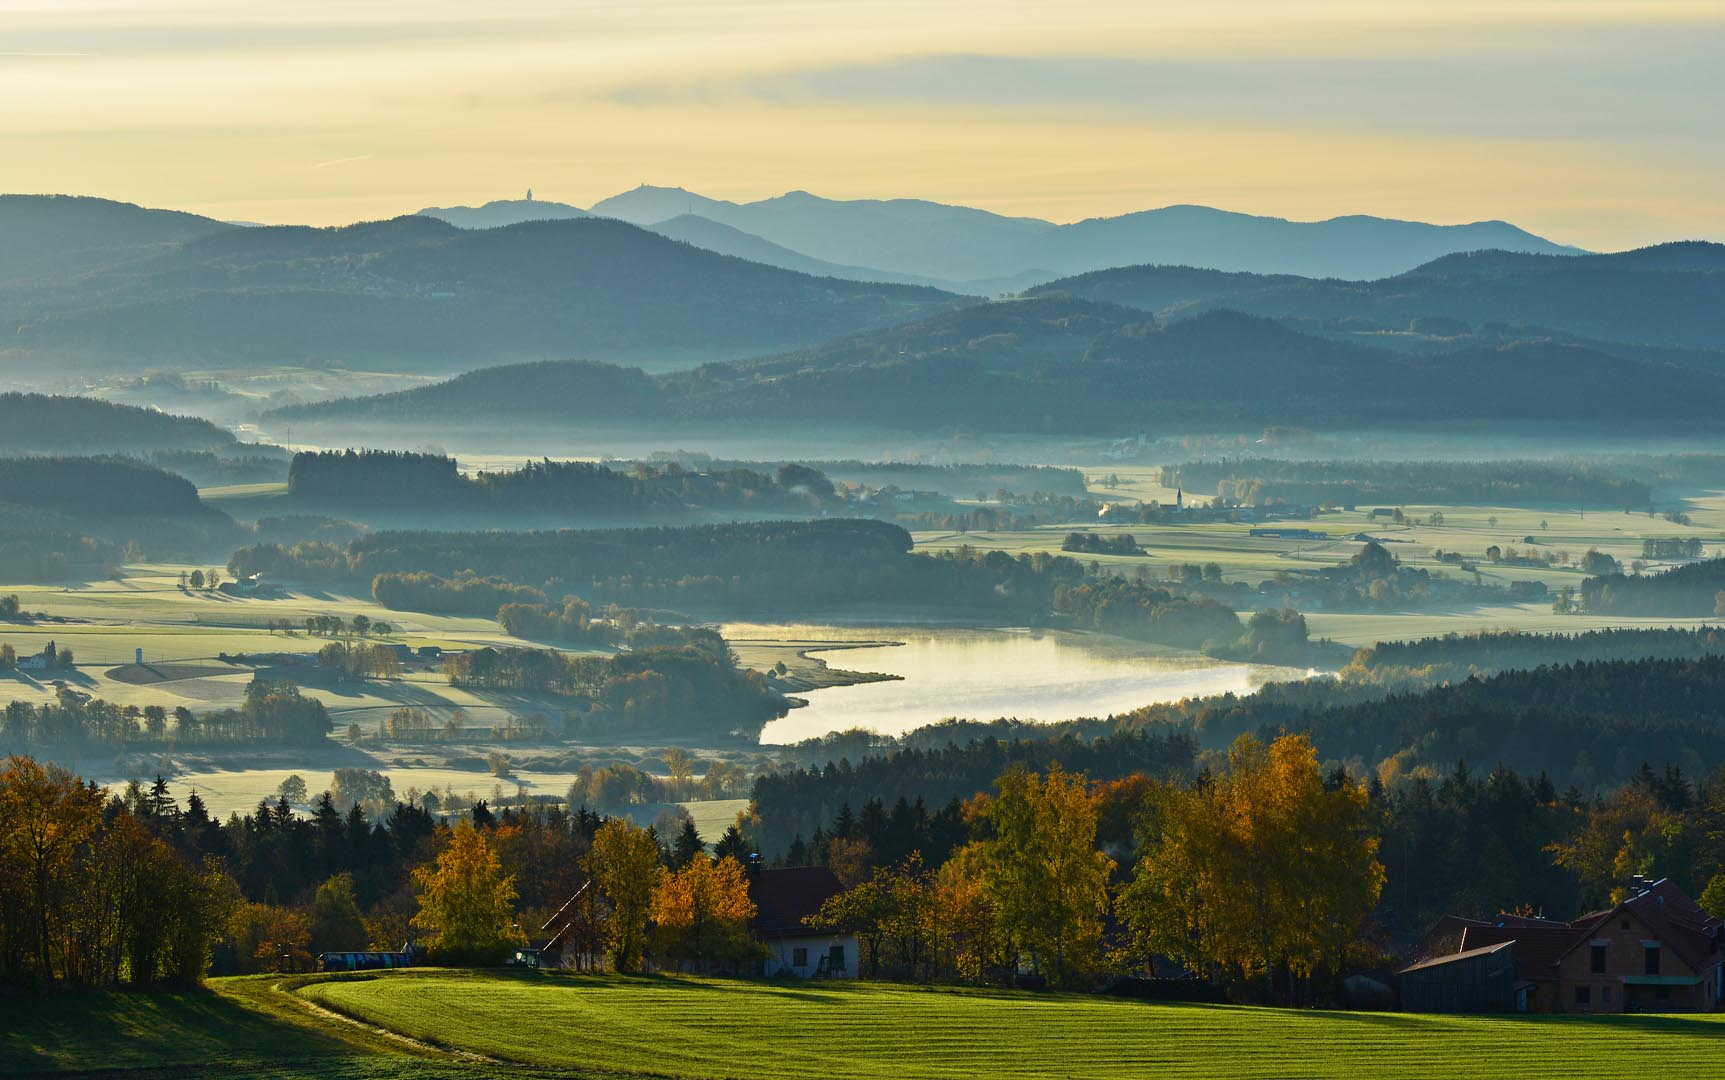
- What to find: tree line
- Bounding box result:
[1580,556,1725,616]
[0,758,234,987]
[1161,457,1652,509]
[792,738,1379,999]
[0,677,330,749]
[442,636,788,738]
[286,450,841,518]
[232,520,1257,652]
[1350,625,1725,680]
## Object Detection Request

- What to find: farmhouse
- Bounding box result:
[218,572,268,597]
[17,640,59,672]
[1401,876,1724,1013]
[747,863,856,978]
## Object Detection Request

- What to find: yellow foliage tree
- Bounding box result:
[650,854,757,971]
[964,763,1114,987]
[587,818,663,973]
[411,819,524,964]
[1118,734,1383,1000]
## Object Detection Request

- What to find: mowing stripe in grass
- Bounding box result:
[294,970,1725,1080]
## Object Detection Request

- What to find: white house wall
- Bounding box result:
[762,934,858,979]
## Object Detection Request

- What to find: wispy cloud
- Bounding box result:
[306,154,371,171]
[605,35,1725,142]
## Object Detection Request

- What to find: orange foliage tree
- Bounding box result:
[650,854,757,971]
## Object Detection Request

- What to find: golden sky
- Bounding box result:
[3,0,1721,248]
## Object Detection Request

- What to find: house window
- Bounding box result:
[1575,986,1591,1006]
[1590,945,1607,974]
[791,947,808,968]
[1645,946,1661,976]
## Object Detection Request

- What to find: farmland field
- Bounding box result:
[286,970,1725,1080]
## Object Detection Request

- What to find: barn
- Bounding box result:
[1398,940,1523,1013]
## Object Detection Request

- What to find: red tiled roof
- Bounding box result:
[748,866,846,936]
[1616,879,1722,974]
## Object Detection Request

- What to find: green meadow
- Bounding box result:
[16,966,1725,1076]
[291,970,1725,1080]
[15,969,1720,1080]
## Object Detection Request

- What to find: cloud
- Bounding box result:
[604,32,1725,142]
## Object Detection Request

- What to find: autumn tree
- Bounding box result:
[587,818,663,973]
[411,819,523,964]
[963,764,1114,987]
[930,848,1005,982]
[809,872,899,978]
[651,854,757,971]
[0,756,104,980]
[1117,734,1383,1002]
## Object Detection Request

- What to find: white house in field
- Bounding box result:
[18,640,58,672]
[747,863,857,978]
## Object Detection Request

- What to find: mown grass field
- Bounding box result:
[0,975,528,1080]
[294,969,1725,1080]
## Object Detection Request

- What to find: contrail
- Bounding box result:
[307,154,373,171]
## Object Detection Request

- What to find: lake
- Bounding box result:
[739,623,1304,744]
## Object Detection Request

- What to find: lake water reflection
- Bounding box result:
[744,624,1301,744]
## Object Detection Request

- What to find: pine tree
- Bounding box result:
[670,818,705,870]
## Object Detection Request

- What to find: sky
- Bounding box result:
[2,0,1722,249]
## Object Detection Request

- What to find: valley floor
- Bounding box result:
[9,969,1724,1079]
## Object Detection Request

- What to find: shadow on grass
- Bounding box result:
[0,984,355,1076]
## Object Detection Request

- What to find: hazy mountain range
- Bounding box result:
[266,243,1725,437]
[0,197,960,372]
[419,185,1585,287]
[0,193,1702,392]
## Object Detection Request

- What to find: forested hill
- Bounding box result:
[0,393,239,454]
[1029,241,1725,350]
[1580,557,1725,617]
[1094,652,1725,793]
[0,457,211,517]
[264,301,1725,434]
[0,195,229,285]
[0,213,964,371]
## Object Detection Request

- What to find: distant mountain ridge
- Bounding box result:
[0,204,963,372]
[423,184,1584,285]
[1028,241,1725,350]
